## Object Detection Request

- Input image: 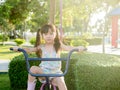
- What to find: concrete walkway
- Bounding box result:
[0,44,120,73]
[87,45,120,55]
[0,60,10,73]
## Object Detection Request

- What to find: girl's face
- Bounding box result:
[42,29,56,44]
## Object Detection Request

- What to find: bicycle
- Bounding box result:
[10,48,85,90]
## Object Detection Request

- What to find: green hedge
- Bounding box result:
[70,39,89,47]
[85,37,102,45]
[63,53,120,90]
[73,53,120,90]
[30,37,36,45]
[8,54,41,90]
[9,52,120,90]
[14,38,25,46]
[30,37,45,45]
[63,36,102,46]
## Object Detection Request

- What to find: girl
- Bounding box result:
[13,24,85,90]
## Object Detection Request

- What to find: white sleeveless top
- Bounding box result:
[39,45,62,74]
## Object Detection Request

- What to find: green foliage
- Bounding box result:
[8,54,41,90]
[0,3,12,26]
[8,54,28,89]
[14,38,25,46]
[27,0,49,31]
[0,74,11,90]
[6,0,30,24]
[63,37,72,45]
[30,37,45,45]
[61,52,120,90]
[71,39,89,47]
[86,37,102,45]
[0,34,9,42]
[30,37,36,45]
[81,32,93,39]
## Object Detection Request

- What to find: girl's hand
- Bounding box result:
[77,46,87,52]
[12,46,19,52]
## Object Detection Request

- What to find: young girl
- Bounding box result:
[13,24,85,90]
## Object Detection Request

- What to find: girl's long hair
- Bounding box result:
[35,24,61,57]
[34,28,42,57]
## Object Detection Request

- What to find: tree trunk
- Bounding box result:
[49,0,56,24]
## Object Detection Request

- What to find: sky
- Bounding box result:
[89,11,106,27]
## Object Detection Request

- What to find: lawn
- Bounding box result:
[0,74,26,90]
[0,74,10,90]
[0,45,21,60]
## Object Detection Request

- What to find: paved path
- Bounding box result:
[87,45,120,55]
[0,60,10,73]
[0,45,120,73]
[0,41,32,73]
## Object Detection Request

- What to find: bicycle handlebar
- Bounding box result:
[10,47,86,77]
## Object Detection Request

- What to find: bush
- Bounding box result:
[0,34,9,42]
[80,32,93,39]
[14,38,25,46]
[62,52,120,90]
[86,37,102,45]
[8,54,41,90]
[30,37,36,45]
[63,37,72,45]
[70,39,89,47]
[73,53,120,90]
[30,37,45,45]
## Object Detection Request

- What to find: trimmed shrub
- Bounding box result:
[86,37,102,45]
[30,37,36,45]
[14,38,25,46]
[70,39,89,47]
[62,52,120,90]
[30,37,45,45]
[80,32,93,39]
[8,54,41,90]
[73,53,120,90]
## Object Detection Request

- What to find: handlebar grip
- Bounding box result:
[10,47,13,51]
[17,48,23,51]
[10,47,21,52]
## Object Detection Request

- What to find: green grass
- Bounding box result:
[0,74,11,90]
[0,74,26,90]
[0,45,20,60]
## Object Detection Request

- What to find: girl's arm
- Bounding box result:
[12,46,39,53]
[60,41,86,52]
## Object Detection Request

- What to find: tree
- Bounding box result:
[0,0,49,39]
[0,2,13,44]
[27,0,49,32]
[6,0,30,24]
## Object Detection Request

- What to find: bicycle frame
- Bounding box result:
[10,48,79,90]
